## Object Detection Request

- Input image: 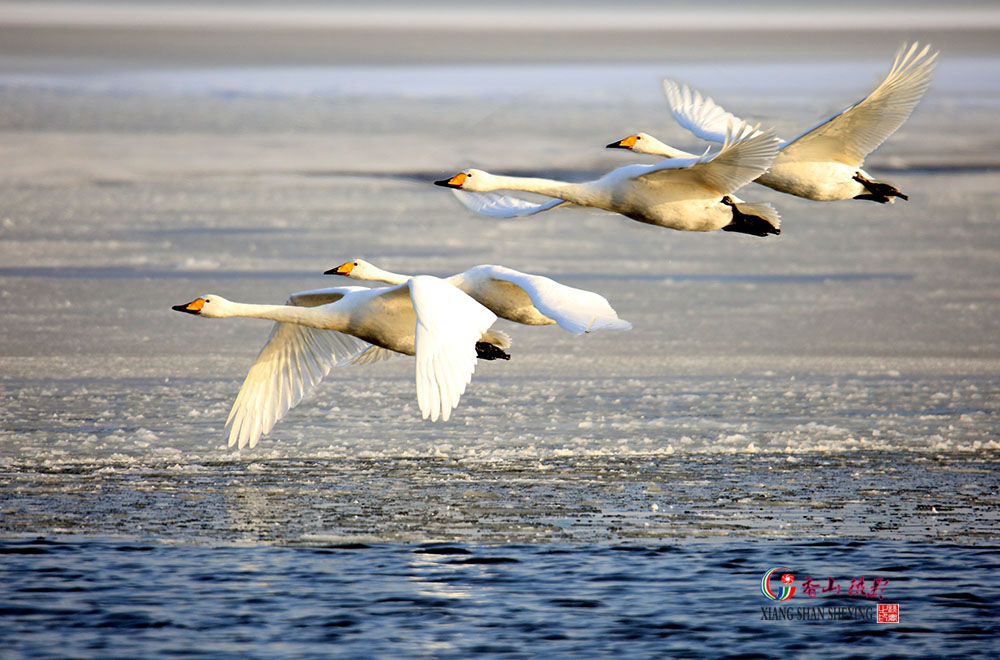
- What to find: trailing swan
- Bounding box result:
[614,43,937,203]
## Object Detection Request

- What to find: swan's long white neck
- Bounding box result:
[215,301,345,330]
[637,138,699,159]
[478,174,594,205]
[358,265,409,285]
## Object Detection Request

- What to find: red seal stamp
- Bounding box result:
[877,603,899,623]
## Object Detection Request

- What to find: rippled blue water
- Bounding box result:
[1,537,997,659]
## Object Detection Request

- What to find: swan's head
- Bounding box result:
[606,133,644,151]
[325,259,375,279]
[434,169,491,192]
[607,132,686,158]
[172,295,231,318]
[325,259,409,285]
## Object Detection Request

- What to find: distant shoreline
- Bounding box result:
[1,25,997,68]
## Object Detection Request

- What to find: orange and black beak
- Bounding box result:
[434,172,468,188]
[606,135,638,150]
[172,298,206,315]
[324,262,354,276]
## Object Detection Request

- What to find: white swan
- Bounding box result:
[327,259,632,333]
[626,43,937,203]
[173,277,507,449]
[437,122,781,237]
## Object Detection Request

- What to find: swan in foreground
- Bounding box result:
[173,277,509,449]
[613,43,937,203]
[436,122,782,237]
[327,259,632,333]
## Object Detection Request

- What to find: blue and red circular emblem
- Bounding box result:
[761,567,796,601]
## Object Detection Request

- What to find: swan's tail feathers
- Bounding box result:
[452,189,569,219]
[721,197,781,237]
[483,329,512,349]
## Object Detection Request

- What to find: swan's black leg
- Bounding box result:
[476,342,511,361]
[720,196,780,237]
[852,173,908,203]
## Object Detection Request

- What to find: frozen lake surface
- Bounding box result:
[1,7,999,656]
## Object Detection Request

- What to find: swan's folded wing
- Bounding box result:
[638,123,779,194]
[780,43,937,167]
[408,275,497,422]
[287,286,370,307]
[451,189,570,219]
[468,265,632,334]
[225,322,374,450]
[663,79,768,145]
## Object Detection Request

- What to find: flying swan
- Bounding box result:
[436,122,781,236]
[609,43,937,203]
[327,259,632,333]
[173,277,509,449]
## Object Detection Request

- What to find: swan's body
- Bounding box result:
[621,43,937,203]
[173,277,505,449]
[328,259,632,333]
[437,123,781,237]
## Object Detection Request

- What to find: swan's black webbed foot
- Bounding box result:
[721,196,780,237]
[852,173,907,203]
[476,342,511,361]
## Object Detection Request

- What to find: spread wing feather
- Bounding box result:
[663,79,764,144]
[637,122,779,194]
[408,276,496,422]
[781,43,937,167]
[224,287,382,449]
[451,189,570,219]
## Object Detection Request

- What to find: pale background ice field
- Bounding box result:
[1,3,999,657]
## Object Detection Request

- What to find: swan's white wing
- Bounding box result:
[408,275,496,422]
[663,79,768,144]
[780,43,937,167]
[225,325,375,450]
[638,123,779,194]
[465,265,632,334]
[224,287,379,449]
[287,286,368,307]
[451,189,570,219]
[348,344,398,365]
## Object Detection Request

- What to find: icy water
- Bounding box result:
[2,2,1000,657]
